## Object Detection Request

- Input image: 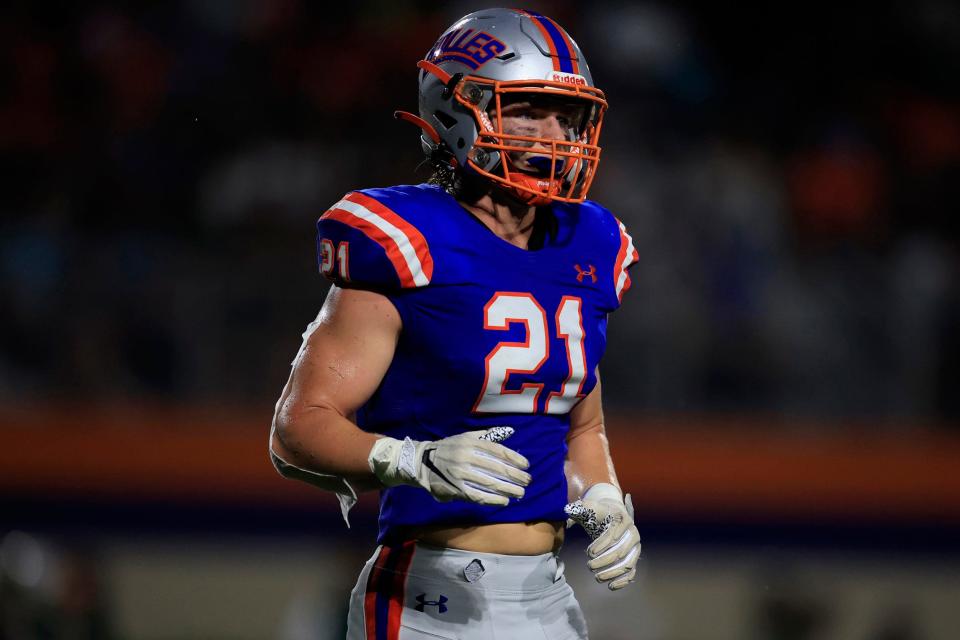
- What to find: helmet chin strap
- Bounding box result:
[499,155,566,207]
[497,154,562,206]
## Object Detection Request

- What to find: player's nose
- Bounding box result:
[527,116,568,150]
[539,114,567,140]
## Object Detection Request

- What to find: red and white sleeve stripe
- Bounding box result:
[320,192,433,288]
[613,219,639,303]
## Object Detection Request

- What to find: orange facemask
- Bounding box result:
[405,60,608,206]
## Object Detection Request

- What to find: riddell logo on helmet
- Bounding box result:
[549,72,587,86]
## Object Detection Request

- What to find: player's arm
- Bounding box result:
[565,373,619,501]
[564,372,641,590]
[270,285,398,493]
[271,285,531,507]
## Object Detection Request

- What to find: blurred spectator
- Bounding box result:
[0,1,957,423]
[0,531,113,639]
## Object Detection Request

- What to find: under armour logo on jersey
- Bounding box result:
[415,594,448,613]
[575,264,597,283]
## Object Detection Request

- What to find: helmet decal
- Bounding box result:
[426,29,508,71]
[515,9,580,74]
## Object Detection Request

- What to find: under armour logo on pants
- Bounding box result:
[414,594,448,613]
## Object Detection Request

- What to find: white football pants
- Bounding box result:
[346,541,588,639]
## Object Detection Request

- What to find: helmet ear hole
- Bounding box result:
[434,111,458,130]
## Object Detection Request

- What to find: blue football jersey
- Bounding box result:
[316,184,638,544]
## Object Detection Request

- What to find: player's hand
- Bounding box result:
[564,483,641,590]
[367,427,531,505]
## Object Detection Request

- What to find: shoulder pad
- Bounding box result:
[316,189,434,289]
[611,215,639,305]
[578,200,639,309]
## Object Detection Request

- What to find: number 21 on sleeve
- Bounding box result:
[473,292,586,415]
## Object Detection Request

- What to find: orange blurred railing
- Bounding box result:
[2,405,959,521]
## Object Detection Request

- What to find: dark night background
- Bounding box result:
[1,2,958,639]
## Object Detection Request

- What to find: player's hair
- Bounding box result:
[427,159,490,205]
[428,159,557,250]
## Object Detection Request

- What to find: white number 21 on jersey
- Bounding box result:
[473,292,587,415]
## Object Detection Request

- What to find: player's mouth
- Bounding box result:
[509,151,567,178]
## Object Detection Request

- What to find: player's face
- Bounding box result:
[494,95,588,176]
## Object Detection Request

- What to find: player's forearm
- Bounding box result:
[272,400,380,486]
[565,422,621,501]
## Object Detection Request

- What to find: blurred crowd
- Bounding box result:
[2,0,959,422]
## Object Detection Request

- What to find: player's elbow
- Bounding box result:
[272,395,300,446]
[268,428,292,477]
[270,397,298,473]
[272,394,342,452]
[273,398,312,455]
[269,401,316,478]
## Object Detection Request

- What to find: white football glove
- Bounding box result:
[368,426,531,506]
[564,482,641,590]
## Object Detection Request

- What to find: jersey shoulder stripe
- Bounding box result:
[613,217,639,302]
[567,199,639,308]
[321,191,434,288]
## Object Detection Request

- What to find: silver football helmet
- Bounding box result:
[395,8,608,205]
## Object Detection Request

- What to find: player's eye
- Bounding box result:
[500,101,531,113]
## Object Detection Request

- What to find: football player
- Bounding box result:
[270,8,641,639]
